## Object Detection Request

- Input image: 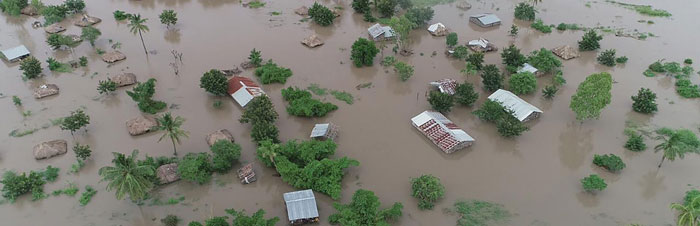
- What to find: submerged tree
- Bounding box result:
[569,72,612,121]
[225,208,280,226]
[19,57,42,79]
[514,2,536,21]
[98,150,155,201]
[376,0,397,18]
[156,112,189,156]
[127,14,150,55]
[578,30,603,51]
[631,88,658,114]
[509,71,537,95]
[501,44,527,73]
[249,48,262,67]
[481,64,503,92]
[159,9,177,28]
[446,32,458,47]
[388,15,417,54]
[308,2,334,26]
[60,109,90,135]
[329,189,403,225]
[393,61,414,81]
[126,78,167,114]
[97,79,118,95]
[411,175,445,210]
[428,91,454,113]
[81,26,101,47]
[670,196,700,226]
[0,0,29,16]
[454,82,479,106]
[199,69,228,96]
[351,0,370,13]
[350,38,379,67]
[654,128,700,168]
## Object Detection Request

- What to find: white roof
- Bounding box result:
[429,79,458,95]
[470,13,501,25]
[411,111,474,142]
[427,23,445,33]
[487,89,543,122]
[310,123,329,138]
[468,38,489,48]
[517,63,538,74]
[368,23,395,39]
[1,45,30,61]
[283,189,319,221]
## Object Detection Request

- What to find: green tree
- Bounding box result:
[256,139,281,167]
[397,0,412,9]
[394,61,414,81]
[514,2,536,21]
[351,0,370,13]
[446,32,458,47]
[452,45,469,59]
[156,112,189,156]
[671,195,700,226]
[81,26,101,47]
[578,30,602,51]
[454,82,479,106]
[210,140,241,173]
[428,91,454,113]
[12,96,21,106]
[593,154,625,172]
[97,79,118,94]
[597,49,616,66]
[388,15,417,53]
[496,115,529,137]
[0,170,45,203]
[19,57,42,79]
[79,56,88,66]
[411,175,445,210]
[569,72,612,121]
[654,128,700,168]
[251,121,280,143]
[509,25,519,36]
[329,189,403,225]
[350,38,379,67]
[308,2,334,26]
[405,7,434,25]
[73,143,91,161]
[159,9,177,28]
[281,87,338,117]
[41,4,68,25]
[631,88,657,114]
[248,48,262,67]
[199,69,228,96]
[177,153,212,184]
[225,208,279,226]
[126,78,167,114]
[0,0,29,16]
[254,60,293,84]
[127,14,150,55]
[113,10,130,21]
[481,64,503,92]
[509,71,537,95]
[61,109,90,135]
[527,48,561,73]
[581,174,606,192]
[239,96,278,124]
[466,52,484,70]
[98,150,155,201]
[161,215,180,226]
[376,0,397,17]
[63,0,84,13]
[501,44,527,73]
[624,133,646,151]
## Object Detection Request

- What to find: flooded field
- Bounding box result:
[1,0,700,225]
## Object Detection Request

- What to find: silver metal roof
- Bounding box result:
[487,89,543,122]
[471,14,501,25]
[1,45,30,61]
[517,63,538,74]
[368,23,395,39]
[283,189,319,221]
[310,123,329,138]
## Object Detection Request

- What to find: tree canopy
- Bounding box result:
[578,30,603,51]
[60,109,90,135]
[654,128,700,168]
[508,71,537,95]
[126,78,167,114]
[527,48,561,74]
[200,69,229,96]
[411,175,445,210]
[19,57,42,79]
[309,3,335,26]
[98,150,155,201]
[481,64,503,92]
[159,9,177,28]
[351,38,379,67]
[428,91,454,113]
[569,72,612,121]
[329,189,403,225]
[254,60,293,84]
[281,87,338,117]
[501,44,527,73]
[631,88,658,114]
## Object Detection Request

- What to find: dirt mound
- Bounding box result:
[111,73,137,87]
[33,84,59,99]
[21,6,38,16]
[157,163,180,184]
[206,129,234,146]
[551,45,580,60]
[33,140,67,160]
[75,15,102,27]
[301,34,324,48]
[44,24,66,34]
[126,115,158,136]
[295,6,309,16]
[102,51,126,63]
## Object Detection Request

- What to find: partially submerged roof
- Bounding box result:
[487,89,543,122]
[310,123,330,138]
[1,45,30,62]
[470,13,501,26]
[368,23,395,39]
[429,79,458,95]
[517,63,538,74]
[228,76,265,107]
[283,189,319,221]
[468,38,489,49]
[427,23,445,33]
[411,111,474,153]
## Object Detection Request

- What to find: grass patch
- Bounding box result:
[675,79,700,98]
[556,23,581,31]
[52,183,79,197]
[410,0,456,8]
[270,11,281,16]
[78,185,97,206]
[331,90,354,105]
[307,83,328,96]
[530,19,552,33]
[150,195,185,206]
[248,0,266,8]
[9,128,39,137]
[453,200,511,226]
[606,0,671,17]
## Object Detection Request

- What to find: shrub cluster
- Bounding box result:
[254,60,293,84]
[240,96,280,143]
[473,100,529,137]
[411,175,445,210]
[281,87,338,117]
[593,154,626,172]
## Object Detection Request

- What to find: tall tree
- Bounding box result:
[350,38,379,67]
[127,14,150,55]
[388,15,417,53]
[156,112,189,156]
[159,9,177,28]
[569,72,612,121]
[98,150,155,201]
[670,196,700,226]
[329,189,403,225]
[654,128,700,168]
[60,109,90,136]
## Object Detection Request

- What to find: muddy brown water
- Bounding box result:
[1,0,700,225]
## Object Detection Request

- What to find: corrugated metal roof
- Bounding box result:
[468,38,489,48]
[228,76,265,107]
[470,14,501,25]
[487,89,543,122]
[1,45,30,61]
[517,63,538,74]
[368,23,384,38]
[427,23,445,33]
[283,189,319,221]
[429,79,458,95]
[411,111,474,153]
[310,123,329,138]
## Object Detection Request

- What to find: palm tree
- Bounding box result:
[156,112,188,156]
[671,196,700,226]
[98,150,155,201]
[257,139,280,167]
[654,128,700,168]
[128,14,150,55]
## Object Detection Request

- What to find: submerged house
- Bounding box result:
[469,13,501,27]
[429,79,458,95]
[310,123,339,141]
[411,111,474,154]
[368,23,395,41]
[283,189,320,225]
[487,89,543,122]
[427,23,448,36]
[517,63,539,75]
[1,45,30,62]
[227,76,266,107]
[467,38,497,52]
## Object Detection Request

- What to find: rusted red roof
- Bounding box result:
[228,76,260,95]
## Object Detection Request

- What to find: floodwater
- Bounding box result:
[1,0,699,225]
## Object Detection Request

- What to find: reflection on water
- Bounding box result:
[558,121,592,170]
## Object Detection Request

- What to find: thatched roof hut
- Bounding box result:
[33,84,59,99]
[110,73,137,87]
[551,45,580,60]
[21,6,38,16]
[33,140,67,160]
[205,129,234,146]
[301,34,324,48]
[126,115,158,136]
[157,163,180,184]
[102,51,126,63]
[44,24,66,34]
[75,15,102,27]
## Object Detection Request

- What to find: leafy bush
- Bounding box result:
[527,48,561,73]
[309,2,334,26]
[446,32,458,47]
[281,87,338,117]
[351,0,370,13]
[1,170,48,202]
[20,57,42,79]
[254,61,293,84]
[329,189,403,224]
[113,10,130,21]
[452,45,469,60]
[63,0,85,13]
[98,79,118,94]
[79,56,88,66]
[12,96,22,106]
[480,65,503,92]
[405,7,434,25]
[509,71,537,95]
[78,185,96,205]
[684,189,700,206]
[161,215,180,226]
[177,153,213,184]
[593,154,625,172]
[615,56,628,64]
[675,79,700,98]
[248,48,262,67]
[578,30,602,51]
[454,82,479,106]
[0,0,29,16]
[501,45,526,73]
[597,49,617,67]
[428,91,454,113]
[42,4,68,25]
[473,100,528,137]
[381,56,396,66]
[569,72,613,121]
[530,19,552,33]
[581,174,607,192]
[126,78,167,114]
[394,61,414,81]
[226,208,279,226]
[685,58,693,64]
[624,134,646,151]
[466,52,484,70]
[648,61,665,73]
[556,23,580,31]
[200,69,228,96]
[350,38,379,67]
[631,88,657,113]
[454,200,511,226]
[411,175,445,210]
[376,0,397,17]
[41,166,60,182]
[210,140,241,173]
[514,2,535,21]
[81,26,101,47]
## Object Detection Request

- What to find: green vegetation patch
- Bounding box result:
[453,200,511,226]
[78,185,97,206]
[248,0,265,8]
[307,83,328,96]
[330,90,354,105]
[606,0,671,17]
[530,19,552,33]
[410,0,456,8]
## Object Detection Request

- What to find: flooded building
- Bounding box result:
[517,63,539,75]
[1,45,30,62]
[467,38,497,52]
[411,111,474,154]
[227,76,266,107]
[427,22,448,36]
[469,13,501,27]
[309,123,339,141]
[488,89,543,122]
[367,23,395,41]
[429,78,458,95]
[283,189,319,225]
